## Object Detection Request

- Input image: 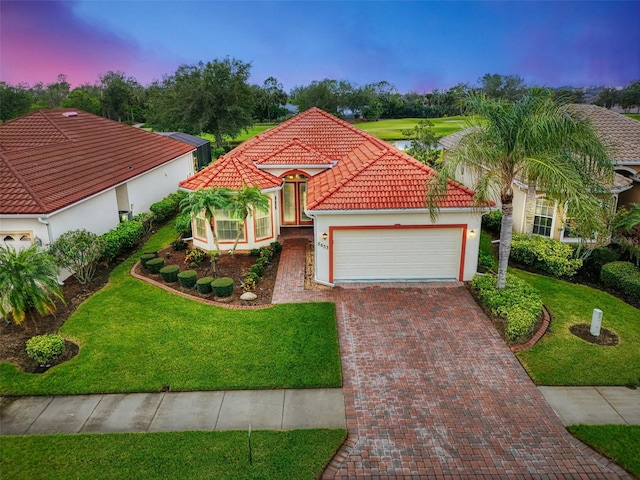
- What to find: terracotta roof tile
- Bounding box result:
[179,154,281,190]
[254,139,333,165]
[0,109,195,215]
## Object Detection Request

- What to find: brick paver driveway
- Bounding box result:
[323,284,629,479]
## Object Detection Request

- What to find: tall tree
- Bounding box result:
[225,186,270,254]
[428,89,613,289]
[61,85,101,115]
[99,71,140,122]
[179,188,234,256]
[0,245,63,328]
[290,79,340,115]
[148,58,254,147]
[0,82,33,121]
[32,74,70,109]
[593,87,620,109]
[253,77,288,122]
[479,73,527,101]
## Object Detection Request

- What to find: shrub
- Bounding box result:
[177,270,197,288]
[171,239,189,251]
[49,229,106,284]
[149,190,187,223]
[472,273,542,342]
[270,241,282,252]
[100,220,144,263]
[26,334,65,365]
[601,261,640,298]
[174,212,193,238]
[132,212,154,235]
[510,234,582,278]
[212,277,234,297]
[478,250,497,272]
[259,245,274,261]
[196,276,214,294]
[255,256,270,268]
[146,257,165,273]
[578,247,620,281]
[249,263,265,277]
[242,272,260,292]
[140,253,157,269]
[249,248,261,257]
[185,247,208,267]
[482,210,502,236]
[159,265,180,283]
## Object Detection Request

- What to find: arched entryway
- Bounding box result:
[281,173,313,226]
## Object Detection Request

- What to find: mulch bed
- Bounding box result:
[0,245,279,373]
[569,323,620,346]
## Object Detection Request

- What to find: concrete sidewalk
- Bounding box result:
[539,386,640,426]
[0,388,345,436]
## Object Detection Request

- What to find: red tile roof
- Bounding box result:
[180,107,476,210]
[1,109,195,215]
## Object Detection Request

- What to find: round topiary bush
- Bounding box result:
[140,253,157,268]
[146,257,165,273]
[249,263,265,277]
[26,334,65,365]
[159,264,180,283]
[212,277,234,297]
[196,276,214,294]
[177,269,198,288]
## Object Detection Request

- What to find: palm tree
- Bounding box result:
[179,187,233,256]
[429,89,613,289]
[226,185,270,254]
[0,244,64,328]
[611,203,640,265]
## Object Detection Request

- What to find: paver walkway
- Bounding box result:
[274,232,632,479]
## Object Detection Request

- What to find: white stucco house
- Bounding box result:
[439,104,636,244]
[180,107,486,285]
[0,109,196,252]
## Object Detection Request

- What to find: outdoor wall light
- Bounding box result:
[322,232,328,241]
[468,229,477,238]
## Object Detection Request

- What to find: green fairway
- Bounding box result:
[0,223,342,395]
[513,269,640,386]
[354,116,467,140]
[625,113,640,121]
[1,429,347,480]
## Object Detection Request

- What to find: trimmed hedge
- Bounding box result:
[472,273,542,342]
[601,261,640,298]
[150,191,187,223]
[100,220,144,263]
[510,234,582,278]
[177,270,197,288]
[140,253,157,268]
[482,210,502,236]
[212,277,234,297]
[146,257,165,273]
[26,334,65,365]
[159,265,180,283]
[174,212,193,238]
[196,276,214,294]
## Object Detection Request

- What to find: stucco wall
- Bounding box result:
[311,210,483,284]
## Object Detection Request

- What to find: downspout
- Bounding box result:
[37,217,53,246]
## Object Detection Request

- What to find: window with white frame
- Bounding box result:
[194,212,207,239]
[532,198,555,237]
[214,209,245,242]
[255,205,272,240]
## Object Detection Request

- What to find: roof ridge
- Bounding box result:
[38,109,75,142]
[258,138,331,164]
[0,154,48,211]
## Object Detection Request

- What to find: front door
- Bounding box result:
[281,174,312,226]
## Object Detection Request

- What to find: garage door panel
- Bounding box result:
[333,228,462,282]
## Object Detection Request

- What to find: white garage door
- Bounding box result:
[332,227,463,282]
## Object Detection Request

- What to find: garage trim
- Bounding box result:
[328,224,468,283]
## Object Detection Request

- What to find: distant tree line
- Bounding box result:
[2,61,639,145]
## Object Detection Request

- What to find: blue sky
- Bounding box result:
[1,0,639,92]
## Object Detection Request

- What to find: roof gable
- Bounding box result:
[0,109,195,215]
[254,139,333,166]
[179,154,281,190]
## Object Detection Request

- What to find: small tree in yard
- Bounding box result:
[402,120,442,167]
[226,185,270,254]
[0,244,63,327]
[180,187,234,256]
[49,230,106,284]
[428,89,613,289]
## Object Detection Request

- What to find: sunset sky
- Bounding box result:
[1,0,639,93]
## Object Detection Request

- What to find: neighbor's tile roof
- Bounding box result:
[1,109,195,215]
[569,104,640,163]
[180,107,477,210]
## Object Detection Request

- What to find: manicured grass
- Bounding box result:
[513,269,640,386]
[568,425,640,478]
[1,429,347,480]
[0,223,342,395]
[199,125,276,146]
[354,116,467,140]
[625,113,640,121]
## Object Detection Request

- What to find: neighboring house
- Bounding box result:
[439,105,636,244]
[155,132,212,171]
[0,109,196,253]
[180,107,485,285]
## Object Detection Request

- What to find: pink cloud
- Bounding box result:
[0,1,172,86]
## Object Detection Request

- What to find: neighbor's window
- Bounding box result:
[214,209,245,242]
[532,198,555,237]
[194,212,207,239]
[255,205,272,240]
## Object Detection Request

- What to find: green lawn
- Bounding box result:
[354,116,468,140]
[1,429,347,480]
[0,223,342,395]
[513,269,640,386]
[568,425,640,478]
[625,113,640,121]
